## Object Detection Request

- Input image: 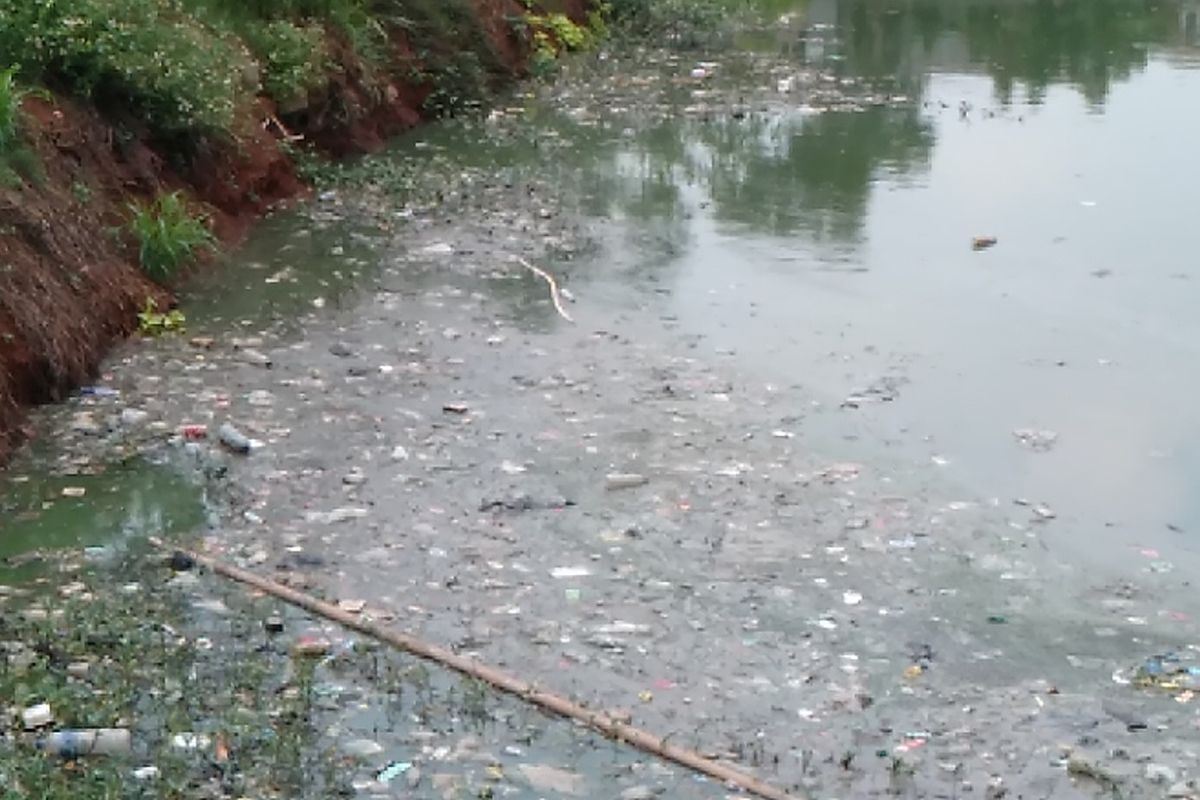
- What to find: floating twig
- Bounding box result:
[512,256,574,323]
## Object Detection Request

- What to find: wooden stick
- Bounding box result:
[155,541,803,800]
[512,256,575,323]
[263,111,304,142]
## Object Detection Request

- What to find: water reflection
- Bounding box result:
[543,0,1191,251]
[802,0,1200,104]
[702,107,934,241]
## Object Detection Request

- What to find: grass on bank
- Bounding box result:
[127,192,216,281]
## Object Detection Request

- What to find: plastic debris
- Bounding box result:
[342,738,385,759]
[303,507,369,524]
[518,764,584,796]
[1132,653,1200,698]
[292,635,333,658]
[22,703,54,729]
[171,733,211,751]
[218,422,253,454]
[181,424,208,440]
[605,473,648,490]
[235,348,272,367]
[550,567,591,579]
[377,761,413,784]
[79,386,119,398]
[1013,428,1058,452]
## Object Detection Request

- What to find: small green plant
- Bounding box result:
[525,12,595,54]
[71,180,93,204]
[588,4,612,40]
[136,297,187,335]
[544,13,593,50]
[127,191,216,280]
[0,65,45,186]
[530,31,560,78]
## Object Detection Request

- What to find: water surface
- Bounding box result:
[380,0,1200,579]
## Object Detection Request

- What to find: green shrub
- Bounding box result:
[127,191,216,280]
[0,0,253,139]
[240,20,328,105]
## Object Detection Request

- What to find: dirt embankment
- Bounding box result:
[0,0,591,463]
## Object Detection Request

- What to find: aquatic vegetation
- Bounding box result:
[136,298,187,336]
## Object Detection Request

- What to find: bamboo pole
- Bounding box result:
[155,541,803,800]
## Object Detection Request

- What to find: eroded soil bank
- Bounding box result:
[0,0,591,462]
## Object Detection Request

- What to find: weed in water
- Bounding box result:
[126,192,215,281]
[136,297,187,336]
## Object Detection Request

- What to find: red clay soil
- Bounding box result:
[0,0,588,464]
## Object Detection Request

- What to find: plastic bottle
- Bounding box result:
[40,728,132,757]
[218,422,252,454]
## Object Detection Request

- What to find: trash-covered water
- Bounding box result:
[6,1,1200,798]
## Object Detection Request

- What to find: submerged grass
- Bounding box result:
[0,550,340,800]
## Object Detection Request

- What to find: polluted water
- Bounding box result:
[4,2,1200,799]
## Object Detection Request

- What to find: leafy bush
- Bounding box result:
[127,192,216,280]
